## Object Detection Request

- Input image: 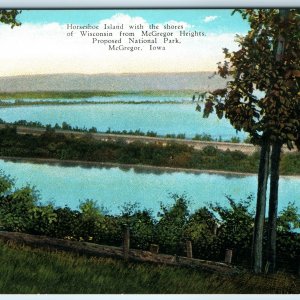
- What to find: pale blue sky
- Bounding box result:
[19,9,250,34]
[1,9,250,76]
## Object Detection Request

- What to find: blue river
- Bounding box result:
[0,159,298,216]
[0,103,246,140]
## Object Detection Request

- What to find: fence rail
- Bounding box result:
[0,230,238,274]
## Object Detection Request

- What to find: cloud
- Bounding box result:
[98,13,148,27]
[0,13,238,76]
[203,16,218,23]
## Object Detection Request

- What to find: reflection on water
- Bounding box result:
[2,158,252,177]
[0,159,298,216]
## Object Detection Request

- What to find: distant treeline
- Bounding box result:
[0,126,299,175]
[0,119,245,143]
[0,90,193,100]
[0,100,191,107]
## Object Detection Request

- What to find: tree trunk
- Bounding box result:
[264,8,288,274]
[252,140,270,273]
[267,141,282,273]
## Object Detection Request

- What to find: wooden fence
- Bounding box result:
[0,230,238,274]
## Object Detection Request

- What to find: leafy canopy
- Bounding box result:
[203,9,300,149]
[0,10,21,28]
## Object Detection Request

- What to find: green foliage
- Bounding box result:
[118,203,155,250]
[202,9,300,149]
[0,171,13,195]
[155,195,190,254]
[183,207,218,259]
[0,119,249,143]
[176,133,186,139]
[0,10,21,28]
[230,137,241,143]
[280,152,300,175]
[1,127,300,175]
[192,133,214,141]
[0,173,298,272]
[0,185,41,232]
[77,200,106,242]
[0,90,192,101]
[275,203,300,271]
[201,145,218,156]
[209,195,255,264]
[48,207,81,240]
[277,202,300,232]
[29,204,57,235]
[79,199,104,222]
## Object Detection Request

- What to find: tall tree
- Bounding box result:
[0,10,21,27]
[200,9,300,273]
[266,9,287,274]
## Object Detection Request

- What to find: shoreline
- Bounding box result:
[0,100,195,107]
[1,156,299,179]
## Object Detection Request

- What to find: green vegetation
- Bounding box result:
[0,119,246,143]
[0,241,299,294]
[192,133,242,143]
[0,91,133,100]
[0,100,193,107]
[201,9,300,273]
[106,127,158,137]
[0,10,21,28]
[0,126,299,175]
[0,90,194,100]
[0,173,299,276]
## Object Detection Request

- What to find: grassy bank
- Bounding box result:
[0,241,298,294]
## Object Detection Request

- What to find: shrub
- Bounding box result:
[183,207,218,259]
[209,195,254,265]
[155,195,190,255]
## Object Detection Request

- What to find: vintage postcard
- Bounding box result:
[0,0,299,296]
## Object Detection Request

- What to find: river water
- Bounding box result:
[0,159,298,215]
[0,103,246,140]
[0,97,297,216]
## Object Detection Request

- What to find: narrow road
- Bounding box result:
[0,124,294,154]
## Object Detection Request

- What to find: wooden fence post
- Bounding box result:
[149,244,159,254]
[186,240,193,258]
[225,249,232,264]
[213,224,218,235]
[123,226,130,261]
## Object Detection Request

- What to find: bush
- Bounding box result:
[183,207,218,260]
[209,195,254,265]
[155,195,189,255]
[202,146,218,156]
[48,207,80,239]
[0,178,56,234]
[0,171,299,272]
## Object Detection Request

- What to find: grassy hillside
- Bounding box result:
[0,241,299,294]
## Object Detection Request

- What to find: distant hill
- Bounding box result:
[0,72,227,92]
